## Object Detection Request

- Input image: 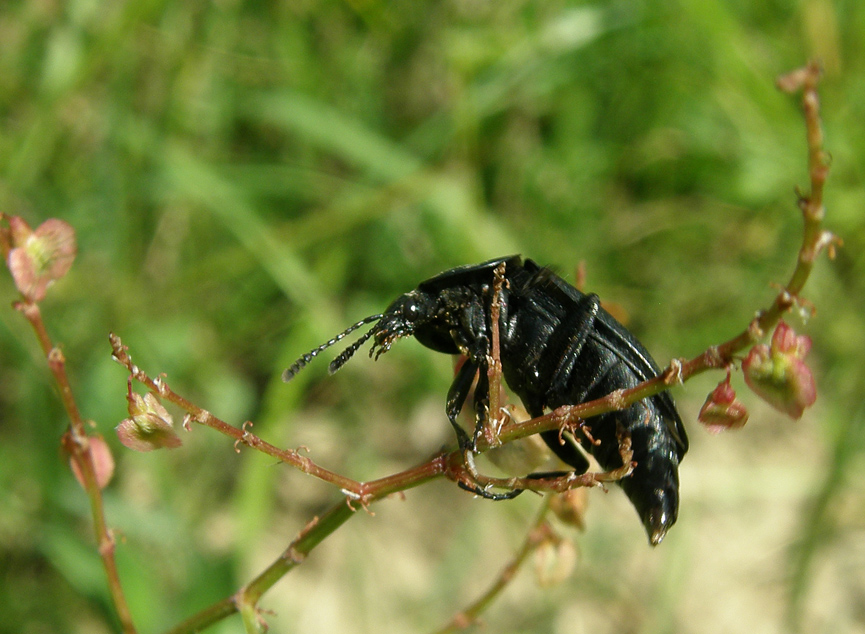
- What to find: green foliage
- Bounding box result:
[1,1,863,633]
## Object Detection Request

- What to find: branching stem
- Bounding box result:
[111,61,833,634]
[500,61,834,440]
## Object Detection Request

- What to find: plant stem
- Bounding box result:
[164,452,453,633]
[16,302,137,634]
[500,61,833,440]
[110,333,372,495]
[431,498,554,634]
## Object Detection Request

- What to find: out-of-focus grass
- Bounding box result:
[1,1,863,633]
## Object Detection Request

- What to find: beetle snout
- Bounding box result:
[370,318,408,357]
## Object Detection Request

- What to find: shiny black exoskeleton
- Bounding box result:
[284,256,688,545]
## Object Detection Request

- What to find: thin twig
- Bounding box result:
[484,262,506,447]
[431,498,555,634]
[110,333,375,499]
[13,301,137,634]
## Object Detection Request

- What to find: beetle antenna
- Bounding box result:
[282,314,383,382]
[328,325,378,374]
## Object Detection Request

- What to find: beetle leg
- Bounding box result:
[444,293,527,501]
[470,368,490,451]
[448,307,492,452]
[525,291,599,474]
[446,357,524,500]
[457,479,524,500]
[444,356,486,456]
[446,357,479,452]
[449,357,490,477]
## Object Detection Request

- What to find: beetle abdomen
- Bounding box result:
[501,260,686,544]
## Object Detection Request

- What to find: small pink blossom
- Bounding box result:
[699,373,749,434]
[70,435,115,490]
[5,216,76,302]
[116,392,182,452]
[743,321,817,419]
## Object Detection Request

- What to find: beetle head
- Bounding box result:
[367,290,442,359]
[326,289,443,373]
[282,289,445,382]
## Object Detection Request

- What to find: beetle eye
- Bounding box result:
[397,293,426,322]
[402,299,419,319]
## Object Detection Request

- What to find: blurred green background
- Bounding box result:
[1,1,863,633]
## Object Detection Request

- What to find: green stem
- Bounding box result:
[164,452,452,634]
[240,502,355,605]
[431,498,553,634]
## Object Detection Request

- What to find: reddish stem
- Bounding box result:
[15,302,137,634]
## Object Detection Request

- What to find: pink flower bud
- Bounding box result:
[771,319,812,357]
[699,373,749,434]
[5,216,76,302]
[116,392,182,451]
[742,321,817,419]
[70,435,115,490]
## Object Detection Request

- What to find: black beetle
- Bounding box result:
[284,256,688,545]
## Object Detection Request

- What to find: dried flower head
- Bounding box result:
[549,488,589,531]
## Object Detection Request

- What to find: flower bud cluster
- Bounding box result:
[742,321,816,419]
